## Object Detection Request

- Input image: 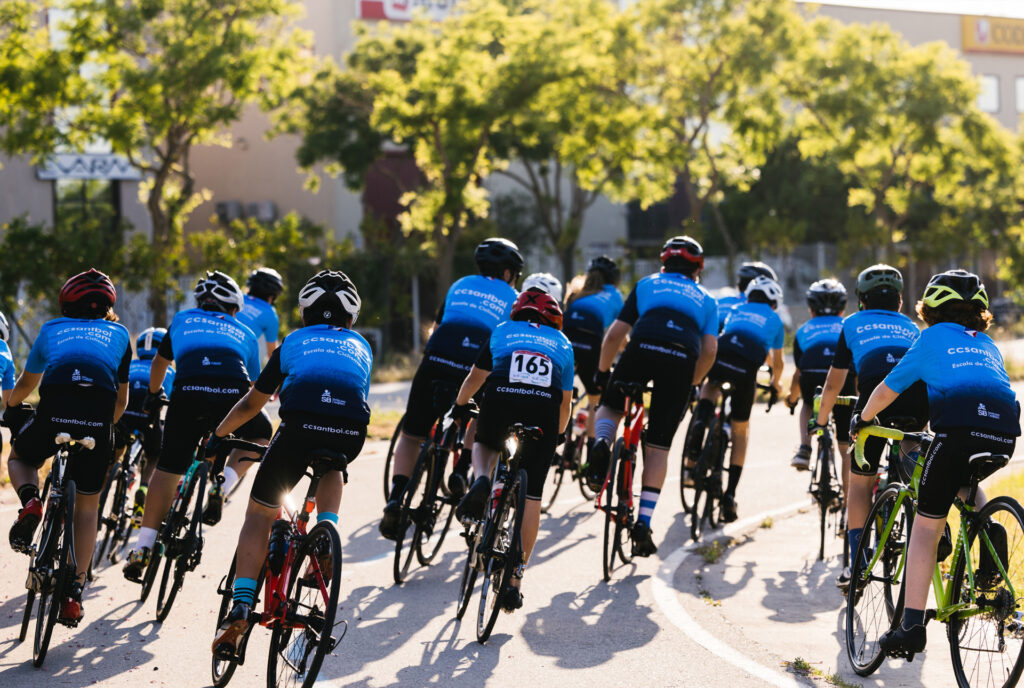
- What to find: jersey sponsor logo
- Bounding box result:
[461,336,480,349]
[179,384,241,394]
[966,329,979,338]
[301,422,361,435]
[570,311,585,320]
[947,345,998,358]
[51,417,104,427]
[320,389,347,407]
[665,319,683,331]
[201,356,222,367]
[854,322,917,336]
[133,380,143,389]
[886,353,897,364]
[638,341,688,358]
[823,347,832,356]
[970,430,1014,443]
[493,385,554,400]
[977,403,1001,420]
[70,369,94,383]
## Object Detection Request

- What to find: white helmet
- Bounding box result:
[522,272,563,303]
[194,271,245,312]
[298,270,361,326]
[744,275,783,307]
[0,311,8,341]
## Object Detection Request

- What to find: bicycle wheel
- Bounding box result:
[414,448,456,566]
[477,468,526,644]
[455,525,480,621]
[392,448,426,585]
[140,539,163,603]
[268,522,343,688]
[602,439,626,582]
[690,422,721,542]
[155,463,207,620]
[574,435,597,501]
[947,496,1024,688]
[34,484,75,668]
[845,484,912,677]
[92,464,120,569]
[679,411,700,511]
[815,441,832,562]
[212,556,241,688]
[540,440,567,513]
[383,414,404,502]
[614,447,635,566]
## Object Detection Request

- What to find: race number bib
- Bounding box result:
[510,350,552,387]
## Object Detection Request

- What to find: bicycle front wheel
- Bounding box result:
[814,440,833,562]
[690,425,721,543]
[156,462,207,621]
[948,495,1024,688]
[383,414,404,502]
[414,448,456,566]
[679,411,700,511]
[540,440,567,514]
[477,469,526,644]
[393,447,427,585]
[268,523,343,688]
[92,464,120,570]
[34,484,75,667]
[602,439,626,581]
[455,524,480,621]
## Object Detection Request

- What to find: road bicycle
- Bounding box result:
[212,439,347,688]
[676,386,701,511]
[17,434,95,667]
[541,386,597,513]
[809,390,857,561]
[382,413,404,502]
[455,423,539,643]
[846,425,1024,687]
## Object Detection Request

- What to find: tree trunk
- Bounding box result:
[146,193,171,327]
[559,245,575,285]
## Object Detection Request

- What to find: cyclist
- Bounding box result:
[563,256,624,462]
[5,269,131,624]
[852,269,1019,655]
[813,264,926,590]
[522,272,563,303]
[0,311,14,407]
[123,271,260,583]
[209,270,370,655]
[379,238,522,540]
[450,289,573,611]
[787,279,852,471]
[716,261,778,331]
[688,275,785,523]
[588,236,719,556]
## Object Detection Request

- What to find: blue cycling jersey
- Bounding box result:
[884,323,1020,435]
[794,315,843,373]
[833,309,919,383]
[0,340,14,391]
[26,317,132,393]
[267,324,374,423]
[620,273,718,353]
[485,320,575,397]
[426,275,518,362]
[237,294,280,346]
[717,293,745,330]
[165,308,261,382]
[719,301,785,364]
[564,284,624,337]
[127,359,175,410]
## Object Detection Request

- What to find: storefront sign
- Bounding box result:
[36,153,142,181]
[962,15,1024,55]
[358,0,456,22]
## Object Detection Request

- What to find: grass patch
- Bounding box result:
[372,352,418,384]
[694,573,721,607]
[760,516,774,529]
[1003,357,1024,382]
[783,657,862,688]
[368,408,403,442]
[696,539,729,565]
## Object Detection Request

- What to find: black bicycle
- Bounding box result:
[541,387,597,513]
[808,389,857,561]
[382,413,404,502]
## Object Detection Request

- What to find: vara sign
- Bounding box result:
[962,15,1024,55]
[358,0,456,21]
[36,153,142,181]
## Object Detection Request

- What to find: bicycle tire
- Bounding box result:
[92,464,119,570]
[139,539,163,603]
[267,522,343,688]
[392,449,426,585]
[615,450,635,566]
[690,422,720,542]
[679,411,700,511]
[455,524,480,621]
[383,414,404,502]
[947,495,1024,688]
[212,556,240,688]
[155,462,207,620]
[574,435,597,501]
[602,439,625,581]
[414,446,456,566]
[846,484,911,677]
[34,483,75,667]
[816,440,831,562]
[540,446,565,514]
[477,468,526,644]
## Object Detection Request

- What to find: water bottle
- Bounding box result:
[574,408,588,433]
[490,478,505,517]
[267,519,291,575]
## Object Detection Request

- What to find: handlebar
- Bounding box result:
[55,433,96,451]
[852,425,930,471]
[812,393,858,416]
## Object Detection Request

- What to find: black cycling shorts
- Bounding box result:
[565,328,601,396]
[917,428,1017,519]
[799,372,858,443]
[403,352,470,438]
[707,353,760,423]
[237,408,273,441]
[158,380,247,474]
[249,414,366,509]
[851,377,929,477]
[12,385,116,495]
[118,408,164,459]
[475,382,559,500]
[601,338,697,449]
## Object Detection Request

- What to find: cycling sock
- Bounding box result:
[638,487,660,527]
[726,465,743,496]
[847,528,863,568]
[136,527,158,551]
[221,466,239,495]
[232,577,258,606]
[902,607,925,630]
[317,512,339,525]
[16,484,40,507]
[454,449,471,475]
[389,475,410,502]
[595,418,617,445]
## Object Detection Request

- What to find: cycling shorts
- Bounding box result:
[707,353,760,423]
[12,385,116,495]
[565,328,601,396]
[798,372,857,443]
[475,382,559,500]
[601,338,697,449]
[118,409,164,459]
[249,413,366,509]
[402,352,470,438]
[852,377,929,477]
[237,408,273,441]
[158,379,247,474]
[917,428,1017,519]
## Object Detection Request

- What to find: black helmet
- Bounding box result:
[246,267,284,298]
[807,279,847,315]
[737,261,777,292]
[922,269,989,310]
[856,264,903,297]
[298,270,361,326]
[660,236,704,273]
[587,255,621,285]
[193,271,244,313]
[474,238,524,278]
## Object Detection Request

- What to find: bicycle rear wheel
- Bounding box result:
[602,439,626,581]
[414,448,456,566]
[392,448,426,585]
[690,423,721,542]
[947,495,1024,688]
[540,441,567,514]
[268,523,343,688]
[846,484,911,677]
[614,450,635,566]
[814,440,832,562]
[383,414,404,502]
[477,469,526,643]
[679,411,700,511]
[212,557,266,687]
[455,525,480,621]
[155,462,207,620]
[34,484,75,668]
[92,465,119,570]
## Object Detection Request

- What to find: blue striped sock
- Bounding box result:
[847,528,863,568]
[595,418,617,445]
[317,512,339,525]
[638,487,660,527]
[233,576,258,606]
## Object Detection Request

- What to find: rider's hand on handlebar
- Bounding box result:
[849,412,876,440]
[2,402,33,431]
[204,432,228,460]
[807,419,827,436]
[593,369,610,394]
[143,389,167,414]
[449,400,477,425]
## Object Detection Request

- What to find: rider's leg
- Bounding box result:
[73,492,101,581]
[638,444,668,526]
[389,432,425,500]
[470,442,499,482]
[513,497,543,590]
[725,420,749,495]
[8,455,40,500]
[136,468,179,548]
[798,402,812,447]
[585,393,600,438]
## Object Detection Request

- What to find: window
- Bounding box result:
[979,75,1000,113]
[1016,77,1024,113]
[53,179,121,232]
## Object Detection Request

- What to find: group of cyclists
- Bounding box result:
[0,232,1018,671]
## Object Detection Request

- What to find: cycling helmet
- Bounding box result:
[193,271,245,313]
[522,273,564,303]
[856,264,903,297]
[511,289,563,330]
[745,275,784,307]
[136,327,167,360]
[922,269,989,309]
[587,255,621,285]
[246,267,284,299]
[660,236,704,272]
[737,261,778,291]
[298,269,361,326]
[59,268,117,318]
[474,238,525,278]
[0,311,8,341]
[806,278,847,315]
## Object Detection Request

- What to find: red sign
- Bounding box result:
[358,0,455,22]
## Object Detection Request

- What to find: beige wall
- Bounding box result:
[0,157,55,227]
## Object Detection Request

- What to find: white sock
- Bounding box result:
[136,526,158,551]
[222,467,239,495]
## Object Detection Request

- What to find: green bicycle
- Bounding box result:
[846,425,1024,687]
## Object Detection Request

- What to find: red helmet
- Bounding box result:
[660,235,704,270]
[511,289,563,330]
[59,268,117,317]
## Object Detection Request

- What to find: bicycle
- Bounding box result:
[455,423,538,643]
[382,413,404,502]
[17,434,95,667]
[676,386,701,511]
[808,390,857,562]
[846,424,1024,686]
[541,387,597,513]
[211,438,347,688]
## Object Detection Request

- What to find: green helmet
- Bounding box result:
[922,269,989,310]
[856,264,903,297]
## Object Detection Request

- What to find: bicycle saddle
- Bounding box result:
[881,415,921,432]
[967,452,1009,484]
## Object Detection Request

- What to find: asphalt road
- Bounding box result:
[0,386,1020,687]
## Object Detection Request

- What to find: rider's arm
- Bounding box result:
[114,382,129,422]
[788,367,801,405]
[598,320,631,372]
[860,382,898,422]
[8,371,42,407]
[692,334,717,384]
[214,348,282,437]
[1,389,10,407]
[814,366,848,426]
[559,389,572,433]
[455,366,489,406]
[264,340,278,358]
[148,354,172,395]
[770,348,784,392]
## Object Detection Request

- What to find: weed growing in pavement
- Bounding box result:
[783,657,862,688]
[760,516,773,529]
[697,538,727,564]
[694,573,721,607]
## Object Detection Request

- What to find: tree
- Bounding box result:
[61,0,311,325]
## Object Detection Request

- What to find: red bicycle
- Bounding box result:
[211,440,347,688]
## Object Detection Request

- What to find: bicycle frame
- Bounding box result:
[595,389,645,512]
[261,493,324,629]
